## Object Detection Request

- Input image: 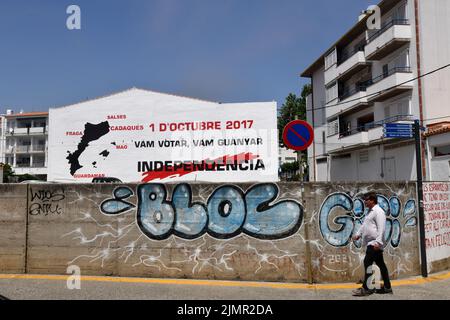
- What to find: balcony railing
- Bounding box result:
[16,163,32,168]
[6,126,47,135]
[337,45,365,66]
[31,163,46,168]
[363,66,411,88]
[334,114,414,138]
[15,145,31,153]
[367,19,410,44]
[339,84,368,101]
[32,145,46,152]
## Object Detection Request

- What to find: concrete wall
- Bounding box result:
[304,182,420,282]
[0,181,444,282]
[0,184,27,274]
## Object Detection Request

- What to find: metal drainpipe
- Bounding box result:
[414,0,427,180]
[311,80,316,182]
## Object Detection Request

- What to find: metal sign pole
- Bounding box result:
[414,119,428,278]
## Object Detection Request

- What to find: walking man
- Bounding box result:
[352,193,393,296]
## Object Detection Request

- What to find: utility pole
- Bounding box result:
[295,115,303,182]
[414,119,428,278]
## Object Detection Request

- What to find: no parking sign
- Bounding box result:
[282,120,314,151]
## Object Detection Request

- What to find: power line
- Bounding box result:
[307,63,450,112]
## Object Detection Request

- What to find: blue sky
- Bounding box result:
[0,0,374,112]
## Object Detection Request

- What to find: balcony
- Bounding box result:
[365,66,413,102]
[336,51,370,82]
[368,115,415,142]
[365,19,411,60]
[326,115,414,154]
[13,166,47,176]
[15,145,31,153]
[29,127,46,134]
[327,131,369,154]
[32,146,46,152]
[326,86,369,119]
[324,65,338,86]
[6,126,47,136]
[5,146,14,154]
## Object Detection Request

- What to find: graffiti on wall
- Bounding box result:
[29,187,65,216]
[61,183,306,278]
[58,183,419,281]
[100,183,304,240]
[319,193,417,248]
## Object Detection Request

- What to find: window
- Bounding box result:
[322,131,326,154]
[325,49,337,70]
[394,2,408,20]
[359,151,369,163]
[384,105,391,119]
[317,158,327,164]
[385,98,411,120]
[435,145,450,157]
[383,64,389,78]
[328,119,339,137]
[326,82,338,103]
[334,153,351,159]
[357,113,375,132]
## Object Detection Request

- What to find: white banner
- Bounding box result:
[48,89,279,183]
[423,182,450,266]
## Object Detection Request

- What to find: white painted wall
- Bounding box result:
[419,0,450,124]
[316,159,329,181]
[0,116,5,164]
[327,143,416,182]
[330,154,357,181]
[49,88,279,183]
[427,132,450,181]
[279,147,297,165]
[384,143,416,180]
[307,66,329,182]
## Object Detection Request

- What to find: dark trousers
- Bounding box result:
[362,245,391,290]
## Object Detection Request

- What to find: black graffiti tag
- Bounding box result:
[29,188,65,216]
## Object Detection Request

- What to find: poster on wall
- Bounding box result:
[423,182,450,268]
[47,89,279,183]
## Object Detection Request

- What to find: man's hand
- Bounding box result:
[373,243,382,251]
[352,235,361,241]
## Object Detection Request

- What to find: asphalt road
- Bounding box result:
[0,272,449,300]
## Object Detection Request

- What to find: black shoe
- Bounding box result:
[352,287,374,296]
[375,287,393,294]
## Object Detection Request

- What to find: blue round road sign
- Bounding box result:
[283,120,314,151]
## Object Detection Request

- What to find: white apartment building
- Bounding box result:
[279,147,298,165]
[301,0,450,182]
[0,110,49,179]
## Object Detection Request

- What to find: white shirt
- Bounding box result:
[356,204,386,248]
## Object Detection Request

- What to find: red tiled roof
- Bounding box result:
[5,112,48,118]
[424,122,450,137]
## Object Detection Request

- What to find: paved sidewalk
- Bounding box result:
[0,272,449,300]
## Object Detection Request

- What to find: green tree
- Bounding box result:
[277,84,312,181]
[277,84,312,146]
[1,163,14,183]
